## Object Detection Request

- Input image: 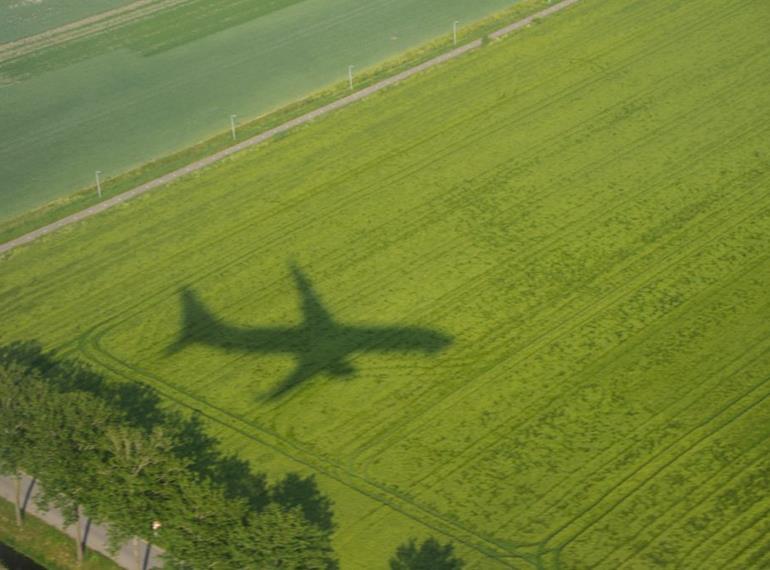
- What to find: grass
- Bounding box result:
[0,0,519,220]
[0,497,121,570]
[2,0,770,568]
[0,0,555,244]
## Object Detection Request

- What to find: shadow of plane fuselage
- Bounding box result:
[168,265,451,398]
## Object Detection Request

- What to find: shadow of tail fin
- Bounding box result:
[290,263,335,329]
[166,287,216,355]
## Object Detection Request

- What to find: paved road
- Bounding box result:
[0,475,163,569]
[0,0,580,258]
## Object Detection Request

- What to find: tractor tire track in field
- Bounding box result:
[0,0,188,64]
[445,200,770,556]
[79,334,537,569]
[0,0,671,318]
[347,85,770,478]
[0,0,716,351]
[610,409,770,568]
[7,4,756,560]
[67,53,739,561]
[401,176,770,516]
[404,200,768,564]
[547,314,770,568]
[530,246,770,559]
[0,0,581,257]
[77,170,770,569]
[7,0,767,567]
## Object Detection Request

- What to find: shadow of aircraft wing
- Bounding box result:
[266,352,357,400]
[266,360,319,400]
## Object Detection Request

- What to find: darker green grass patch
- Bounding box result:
[0,498,121,570]
[0,0,305,80]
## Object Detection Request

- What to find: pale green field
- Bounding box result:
[0,0,515,219]
[0,0,132,42]
[2,0,770,568]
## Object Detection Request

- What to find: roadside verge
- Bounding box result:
[0,475,161,570]
[0,0,580,255]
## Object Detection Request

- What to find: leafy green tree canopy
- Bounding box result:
[0,341,339,569]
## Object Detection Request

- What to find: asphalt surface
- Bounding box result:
[0,0,580,257]
[0,475,163,569]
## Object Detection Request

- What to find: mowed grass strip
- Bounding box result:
[2,0,770,568]
[0,497,120,570]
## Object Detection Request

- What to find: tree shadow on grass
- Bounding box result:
[271,473,335,532]
[390,537,465,570]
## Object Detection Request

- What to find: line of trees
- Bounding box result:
[0,341,468,569]
[0,341,337,569]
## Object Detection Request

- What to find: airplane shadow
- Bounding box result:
[166,264,452,399]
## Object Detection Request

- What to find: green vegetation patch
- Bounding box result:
[0,0,553,242]
[0,0,307,79]
[0,0,132,43]
[2,0,770,568]
[0,0,516,220]
[0,497,120,570]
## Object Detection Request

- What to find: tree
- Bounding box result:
[0,342,340,568]
[157,468,248,569]
[29,389,117,565]
[231,504,338,569]
[389,537,465,570]
[95,424,187,567]
[167,411,269,511]
[0,360,40,526]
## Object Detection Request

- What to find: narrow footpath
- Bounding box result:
[0,475,163,570]
[0,0,580,256]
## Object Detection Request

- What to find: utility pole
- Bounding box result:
[95,170,102,198]
[348,65,355,90]
[230,114,237,141]
[453,21,459,46]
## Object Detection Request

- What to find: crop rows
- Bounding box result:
[1,0,769,567]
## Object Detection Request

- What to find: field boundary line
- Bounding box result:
[0,0,581,257]
[81,161,769,566]
[79,334,535,568]
[0,0,188,63]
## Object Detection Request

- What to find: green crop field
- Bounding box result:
[0,0,133,42]
[0,0,515,220]
[0,0,132,45]
[2,0,770,568]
